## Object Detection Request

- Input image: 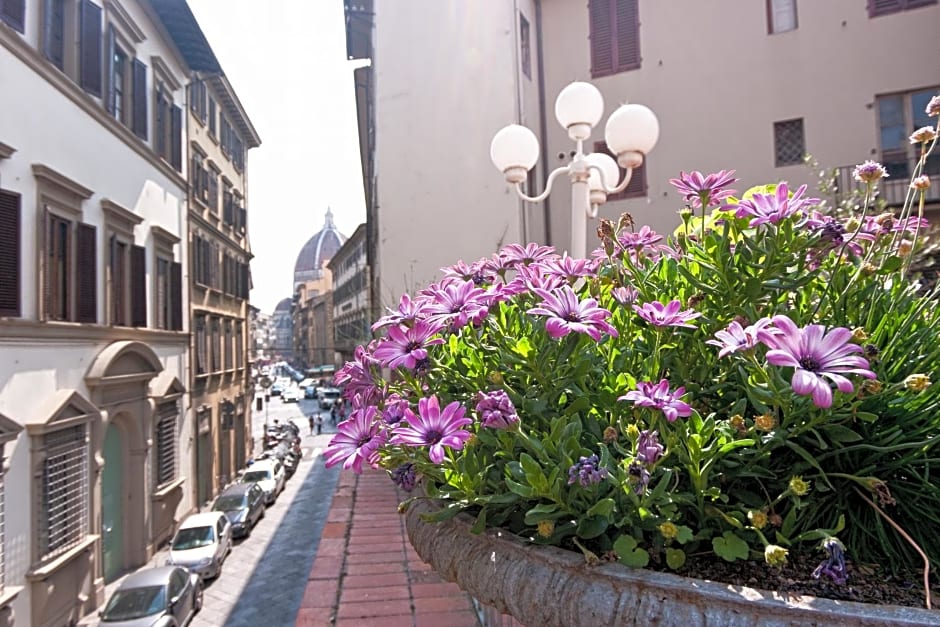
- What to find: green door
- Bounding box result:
[102,424,124,582]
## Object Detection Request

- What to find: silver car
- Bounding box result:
[98,566,202,626]
[166,511,232,579]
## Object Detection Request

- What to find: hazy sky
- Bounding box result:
[188,0,367,315]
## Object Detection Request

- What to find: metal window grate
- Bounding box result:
[40,424,89,559]
[774,118,805,166]
[155,403,178,487]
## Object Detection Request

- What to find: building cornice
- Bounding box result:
[32,164,94,199]
[101,198,144,237]
[0,319,189,344]
[0,141,15,159]
[189,209,250,257]
[151,224,180,245]
[151,54,182,91]
[0,26,187,191]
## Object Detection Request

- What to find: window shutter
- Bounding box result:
[42,0,65,68]
[104,25,115,114]
[170,261,182,330]
[869,0,903,16]
[238,206,246,233]
[78,0,102,96]
[0,190,21,317]
[76,222,97,323]
[1,0,26,33]
[170,105,182,171]
[589,0,613,77]
[130,244,146,326]
[131,59,147,141]
[615,0,640,71]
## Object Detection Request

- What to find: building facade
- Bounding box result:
[328,223,370,365]
[150,0,261,507]
[0,1,192,624]
[348,0,940,311]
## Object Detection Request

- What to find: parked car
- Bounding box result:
[319,387,342,409]
[98,566,202,626]
[211,482,265,539]
[304,385,317,399]
[239,458,285,504]
[166,512,232,580]
[281,386,301,403]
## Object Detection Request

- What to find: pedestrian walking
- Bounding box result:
[330,404,337,425]
[315,414,323,435]
[308,414,315,434]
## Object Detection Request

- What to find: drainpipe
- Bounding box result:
[511,0,527,242]
[534,0,552,245]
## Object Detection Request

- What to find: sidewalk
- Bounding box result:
[296,469,482,626]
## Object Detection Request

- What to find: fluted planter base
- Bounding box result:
[404,499,937,627]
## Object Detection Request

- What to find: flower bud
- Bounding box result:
[910,175,931,191]
[764,544,789,567]
[851,327,868,342]
[853,161,888,184]
[626,424,640,440]
[617,212,635,233]
[748,510,768,530]
[909,126,938,144]
[603,426,619,444]
[729,414,747,434]
[768,512,783,528]
[659,521,679,539]
[897,240,913,258]
[537,519,555,538]
[789,475,811,497]
[859,379,883,396]
[754,413,776,432]
[904,373,931,392]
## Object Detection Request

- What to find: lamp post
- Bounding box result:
[490,81,660,259]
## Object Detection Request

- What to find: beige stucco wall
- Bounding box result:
[539,0,940,246]
[373,0,532,306]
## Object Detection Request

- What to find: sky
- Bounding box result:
[187,0,367,315]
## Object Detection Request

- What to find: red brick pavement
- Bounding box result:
[296,469,483,627]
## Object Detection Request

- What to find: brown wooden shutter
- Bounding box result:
[104,25,115,114]
[0,190,21,317]
[869,0,903,15]
[615,0,640,71]
[79,0,102,96]
[132,59,147,139]
[170,105,182,171]
[589,0,613,77]
[1,0,26,33]
[42,0,65,68]
[76,222,97,323]
[130,244,146,326]
[170,261,182,330]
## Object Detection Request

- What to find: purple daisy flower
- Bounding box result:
[812,538,848,585]
[516,263,566,293]
[730,182,819,227]
[537,255,600,282]
[372,293,432,331]
[527,285,618,341]
[567,454,608,487]
[499,242,558,268]
[636,430,664,465]
[324,406,387,473]
[612,286,639,305]
[627,461,650,495]
[475,389,520,430]
[422,279,491,330]
[758,315,876,409]
[393,395,473,463]
[619,379,693,422]
[381,393,410,426]
[669,169,738,209]
[441,258,496,286]
[373,321,445,370]
[334,343,384,402]
[707,318,775,358]
[633,300,702,329]
[390,463,418,492]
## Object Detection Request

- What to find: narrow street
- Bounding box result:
[83,394,342,627]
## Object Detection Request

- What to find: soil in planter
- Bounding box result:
[642,548,940,610]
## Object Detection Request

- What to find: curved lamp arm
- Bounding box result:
[587,162,637,195]
[513,165,571,203]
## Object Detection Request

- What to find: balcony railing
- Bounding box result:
[832,157,940,208]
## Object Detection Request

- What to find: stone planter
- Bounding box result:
[404,499,938,627]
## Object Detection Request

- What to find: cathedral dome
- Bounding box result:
[274,297,292,314]
[294,209,346,284]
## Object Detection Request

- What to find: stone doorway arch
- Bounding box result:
[85,341,163,584]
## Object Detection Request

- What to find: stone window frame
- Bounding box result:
[151,226,179,331]
[33,164,93,323]
[101,198,142,327]
[25,393,99,574]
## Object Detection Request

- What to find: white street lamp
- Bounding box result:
[490,81,659,258]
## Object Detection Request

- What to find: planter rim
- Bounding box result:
[404,498,938,627]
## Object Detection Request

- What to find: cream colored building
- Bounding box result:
[328,223,370,365]
[349,0,940,310]
[149,0,262,506]
[0,1,193,624]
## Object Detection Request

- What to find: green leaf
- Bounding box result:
[675,525,694,544]
[513,336,533,358]
[712,531,749,562]
[524,503,560,525]
[586,498,616,518]
[576,515,609,539]
[505,478,535,497]
[665,548,687,570]
[613,535,650,568]
[471,508,487,534]
[420,504,464,523]
[820,424,863,443]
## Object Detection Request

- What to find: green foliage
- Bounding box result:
[348,147,940,576]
